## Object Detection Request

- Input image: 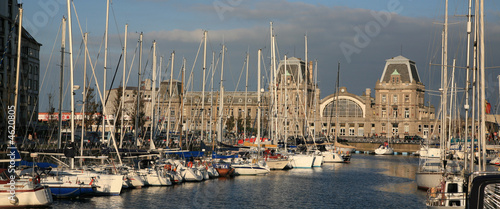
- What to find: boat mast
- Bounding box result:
[120,24,127,148]
[201,31,207,143]
[166,52,174,147]
[463,0,472,171]
[179,58,185,149]
[58,16,66,149]
[335,62,340,144]
[244,51,249,140]
[257,49,262,150]
[218,45,225,143]
[80,32,87,167]
[210,51,215,150]
[150,41,157,150]
[135,32,143,145]
[304,34,308,138]
[66,0,76,169]
[470,0,478,171]
[102,0,110,146]
[479,0,486,171]
[440,0,449,165]
[284,55,288,149]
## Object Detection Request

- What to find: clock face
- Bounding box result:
[341,89,345,93]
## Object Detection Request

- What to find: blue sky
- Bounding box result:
[20,0,500,112]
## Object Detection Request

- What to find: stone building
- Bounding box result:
[318,55,435,139]
[105,55,436,139]
[0,2,41,137]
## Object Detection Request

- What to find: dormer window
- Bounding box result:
[391,69,401,84]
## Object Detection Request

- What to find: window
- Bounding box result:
[404,125,409,133]
[382,94,386,103]
[393,95,398,103]
[340,128,346,136]
[382,108,387,118]
[405,108,410,118]
[358,128,364,136]
[418,125,422,132]
[382,123,386,133]
[431,125,434,133]
[393,108,398,118]
[349,128,355,136]
[405,95,410,102]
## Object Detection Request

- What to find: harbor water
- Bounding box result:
[51,154,428,209]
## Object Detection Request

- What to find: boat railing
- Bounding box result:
[426,189,466,207]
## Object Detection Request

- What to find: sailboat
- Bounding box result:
[0,5,53,207]
[374,141,394,155]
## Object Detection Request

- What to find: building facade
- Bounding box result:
[0,2,41,138]
[102,55,436,139]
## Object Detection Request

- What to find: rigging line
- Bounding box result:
[124,41,139,89]
[71,0,101,71]
[110,2,123,48]
[104,53,123,106]
[187,36,204,91]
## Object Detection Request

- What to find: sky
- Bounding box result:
[19,0,500,114]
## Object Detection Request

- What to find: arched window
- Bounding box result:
[323,99,363,118]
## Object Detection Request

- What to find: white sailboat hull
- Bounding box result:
[266,159,291,170]
[375,147,394,155]
[322,152,346,163]
[232,163,270,175]
[416,172,444,190]
[313,155,323,167]
[290,154,315,168]
[0,184,52,207]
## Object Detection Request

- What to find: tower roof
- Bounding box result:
[379,55,420,83]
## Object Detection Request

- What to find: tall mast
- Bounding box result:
[166,52,174,146]
[80,32,87,166]
[210,51,215,149]
[335,62,340,143]
[479,0,486,170]
[257,49,262,150]
[13,4,23,135]
[135,33,143,144]
[284,55,288,149]
[180,58,185,149]
[218,45,225,143]
[463,0,472,171]
[66,0,76,169]
[440,0,449,163]
[102,0,110,146]
[120,24,128,148]
[244,51,249,140]
[304,34,308,137]
[150,41,157,150]
[470,0,479,171]
[272,36,278,143]
[201,31,207,142]
[58,16,66,149]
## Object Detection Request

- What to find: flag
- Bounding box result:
[486,100,492,114]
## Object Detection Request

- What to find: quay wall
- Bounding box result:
[348,142,420,153]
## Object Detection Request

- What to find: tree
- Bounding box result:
[84,87,100,132]
[226,115,235,133]
[236,115,243,134]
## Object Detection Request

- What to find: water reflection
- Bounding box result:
[50,154,429,209]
